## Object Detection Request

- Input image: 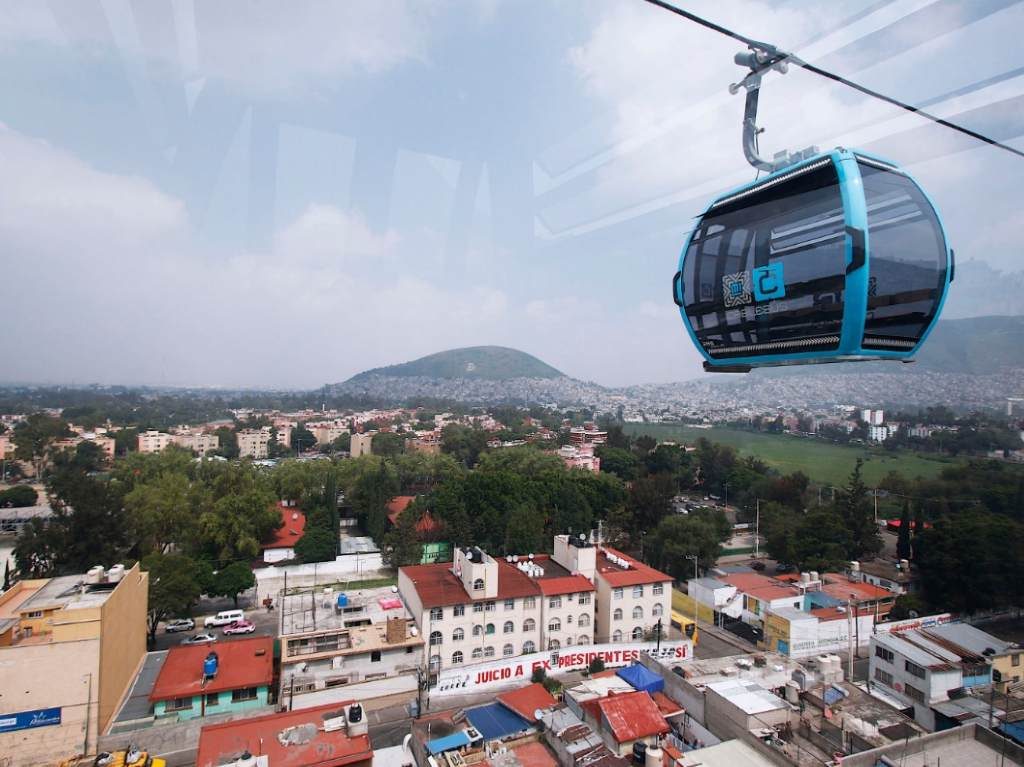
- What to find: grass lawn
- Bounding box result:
[623,423,961,486]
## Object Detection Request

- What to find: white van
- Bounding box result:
[204,609,244,628]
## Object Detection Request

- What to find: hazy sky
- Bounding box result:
[2,0,1022,388]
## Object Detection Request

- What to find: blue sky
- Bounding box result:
[1,0,1022,388]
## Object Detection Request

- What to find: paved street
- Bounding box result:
[152,588,278,651]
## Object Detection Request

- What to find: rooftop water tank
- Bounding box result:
[204,651,219,678]
[86,565,105,584]
[644,744,662,767]
[337,593,348,608]
[106,564,125,583]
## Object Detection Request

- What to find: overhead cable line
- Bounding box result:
[639,0,1024,161]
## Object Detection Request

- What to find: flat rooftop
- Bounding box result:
[19,574,120,613]
[281,585,411,636]
[667,652,803,690]
[839,723,1024,767]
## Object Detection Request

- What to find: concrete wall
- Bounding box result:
[98,564,149,732]
[636,652,706,724]
[254,554,386,591]
[0,638,101,767]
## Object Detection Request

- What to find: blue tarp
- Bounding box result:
[617,662,665,694]
[466,702,531,741]
[427,731,471,755]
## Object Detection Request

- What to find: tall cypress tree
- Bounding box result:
[896,499,912,560]
[912,501,926,562]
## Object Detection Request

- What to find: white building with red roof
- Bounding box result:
[261,503,306,563]
[398,534,671,673]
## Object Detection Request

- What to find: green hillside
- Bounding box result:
[348,346,565,381]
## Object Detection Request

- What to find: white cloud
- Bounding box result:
[274,204,399,266]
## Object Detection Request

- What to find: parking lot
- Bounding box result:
[152,587,279,651]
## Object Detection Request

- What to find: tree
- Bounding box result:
[371,432,405,457]
[13,413,71,473]
[588,657,606,674]
[504,503,546,555]
[440,424,489,467]
[835,460,881,560]
[112,427,139,456]
[199,489,279,561]
[595,447,640,482]
[0,485,38,508]
[2,560,11,591]
[646,509,730,575]
[896,499,912,560]
[332,432,352,453]
[142,552,204,646]
[214,426,239,459]
[295,527,337,563]
[124,471,197,557]
[267,430,290,459]
[627,475,675,531]
[291,424,317,454]
[383,503,423,567]
[351,460,399,543]
[211,562,256,607]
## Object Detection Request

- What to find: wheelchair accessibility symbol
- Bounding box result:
[752,263,785,301]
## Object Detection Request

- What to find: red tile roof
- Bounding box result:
[720,573,800,602]
[820,575,893,602]
[651,691,684,717]
[595,547,671,587]
[497,683,558,722]
[509,741,559,767]
[150,636,274,702]
[195,701,372,767]
[537,574,595,596]
[263,503,306,550]
[386,495,416,525]
[400,560,541,609]
[597,691,670,744]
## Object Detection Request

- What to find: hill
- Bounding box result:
[346,346,564,382]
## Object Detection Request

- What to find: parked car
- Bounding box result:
[749,561,766,571]
[204,609,244,628]
[223,620,256,635]
[181,633,217,645]
[164,618,195,633]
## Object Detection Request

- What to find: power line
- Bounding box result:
[639,0,1024,161]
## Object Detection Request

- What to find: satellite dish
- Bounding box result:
[579,533,586,541]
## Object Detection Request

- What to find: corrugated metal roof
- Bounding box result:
[597,691,670,743]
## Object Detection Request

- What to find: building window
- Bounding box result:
[523,641,536,654]
[503,644,514,657]
[653,584,664,596]
[905,660,926,679]
[231,687,259,703]
[454,604,465,617]
[578,594,591,605]
[653,604,664,618]
[453,628,464,641]
[169,697,193,711]
[429,631,442,646]
[486,623,495,635]
[632,606,644,620]
[612,630,623,642]
[473,603,484,613]
[484,646,495,658]
[523,618,536,632]
[430,655,441,671]
[452,651,464,665]
[504,599,515,610]
[875,646,894,663]
[633,585,644,598]
[549,640,561,650]
[503,621,514,634]
[430,607,443,621]
[1013,654,1021,667]
[25,611,43,619]
[485,601,496,612]
[472,647,483,660]
[578,635,589,644]
[524,597,536,609]
[472,625,483,637]
[613,608,623,621]
[549,619,561,632]
[371,650,381,663]
[904,684,926,704]
[632,626,643,640]
[549,597,562,609]
[579,614,591,627]
[205,693,219,706]
[473,578,485,591]
[613,588,623,600]
[874,669,893,686]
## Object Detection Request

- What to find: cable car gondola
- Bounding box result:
[671,46,953,372]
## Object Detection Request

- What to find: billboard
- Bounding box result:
[0,707,61,734]
[873,613,953,635]
[432,640,691,697]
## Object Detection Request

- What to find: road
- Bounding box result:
[153,588,278,651]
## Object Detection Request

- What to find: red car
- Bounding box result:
[223,620,256,635]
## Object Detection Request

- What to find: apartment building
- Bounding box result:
[278,585,423,699]
[137,430,173,453]
[869,620,1013,730]
[307,421,349,446]
[0,563,149,767]
[350,432,374,458]
[592,545,672,643]
[171,431,220,454]
[558,443,601,473]
[569,423,608,446]
[398,535,670,673]
[237,427,271,459]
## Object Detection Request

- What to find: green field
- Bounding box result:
[623,423,960,487]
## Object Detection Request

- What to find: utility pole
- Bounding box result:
[82,672,93,758]
[754,499,760,559]
[655,618,663,653]
[686,554,698,629]
[846,598,855,681]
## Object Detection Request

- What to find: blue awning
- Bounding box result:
[427,731,471,755]
[616,663,665,694]
[466,702,532,741]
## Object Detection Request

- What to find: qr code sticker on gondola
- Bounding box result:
[722,271,752,307]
